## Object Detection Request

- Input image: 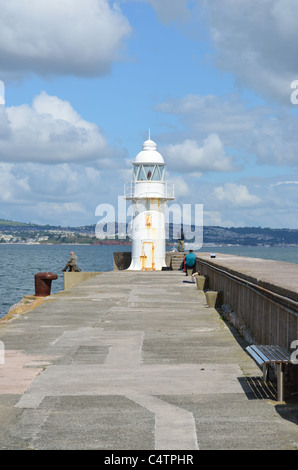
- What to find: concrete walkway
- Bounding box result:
[1,270,298,450]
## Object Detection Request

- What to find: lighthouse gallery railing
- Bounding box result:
[124,182,175,200]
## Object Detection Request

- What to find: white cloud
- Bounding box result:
[142,0,298,103]
[0,163,30,204]
[36,202,86,220]
[0,106,10,138]
[163,134,237,173]
[214,183,260,208]
[192,172,298,228]
[203,0,298,103]
[158,94,269,139]
[202,211,224,226]
[0,160,128,226]
[169,175,190,197]
[0,91,123,164]
[271,181,298,187]
[0,0,131,79]
[158,92,298,167]
[272,0,298,38]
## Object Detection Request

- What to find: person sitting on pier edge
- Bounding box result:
[62,251,80,272]
[184,249,196,276]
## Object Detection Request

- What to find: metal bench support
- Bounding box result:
[246,345,291,402]
[263,364,269,382]
[277,363,285,403]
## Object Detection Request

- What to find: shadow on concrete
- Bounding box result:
[238,376,277,401]
[275,403,298,425]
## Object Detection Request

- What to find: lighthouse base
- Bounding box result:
[128,239,166,271]
[127,258,166,271]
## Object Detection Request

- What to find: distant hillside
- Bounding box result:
[0,219,298,246]
[0,219,35,227]
[0,219,95,233]
[203,226,298,246]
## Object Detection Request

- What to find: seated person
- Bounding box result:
[185,250,196,275]
[63,251,78,272]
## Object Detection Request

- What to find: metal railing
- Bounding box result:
[196,256,298,314]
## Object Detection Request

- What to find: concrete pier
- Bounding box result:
[1,267,298,450]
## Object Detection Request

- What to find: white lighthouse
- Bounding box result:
[125,135,174,271]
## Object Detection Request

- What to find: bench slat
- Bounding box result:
[270,345,291,361]
[274,345,291,361]
[258,345,281,362]
[246,346,268,365]
[258,345,291,363]
[247,345,291,364]
[248,345,271,364]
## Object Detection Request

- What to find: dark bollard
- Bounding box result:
[35,272,58,297]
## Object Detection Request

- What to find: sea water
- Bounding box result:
[1,244,298,319]
[0,244,131,318]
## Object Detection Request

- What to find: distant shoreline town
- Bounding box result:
[0,219,298,247]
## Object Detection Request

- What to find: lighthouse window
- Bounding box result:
[151,166,162,181]
[134,166,142,180]
[135,164,165,181]
[143,166,155,180]
[136,165,151,180]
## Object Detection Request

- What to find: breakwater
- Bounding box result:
[2,268,298,449]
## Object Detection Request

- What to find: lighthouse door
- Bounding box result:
[141,242,155,270]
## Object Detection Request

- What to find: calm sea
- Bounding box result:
[0,244,131,319]
[1,244,298,319]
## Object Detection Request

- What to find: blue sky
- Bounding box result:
[1,0,298,229]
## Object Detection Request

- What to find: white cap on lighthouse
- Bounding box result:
[135,137,164,164]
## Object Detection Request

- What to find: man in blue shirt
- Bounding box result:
[185,249,196,275]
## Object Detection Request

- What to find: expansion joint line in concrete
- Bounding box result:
[126,393,199,450]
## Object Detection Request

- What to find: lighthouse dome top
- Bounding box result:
[135,138,164,164]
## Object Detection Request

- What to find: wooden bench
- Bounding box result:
[246,345,292,402]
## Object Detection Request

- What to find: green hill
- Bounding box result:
[0,219,36,227]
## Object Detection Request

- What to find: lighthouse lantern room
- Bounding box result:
[125,135,174,271]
